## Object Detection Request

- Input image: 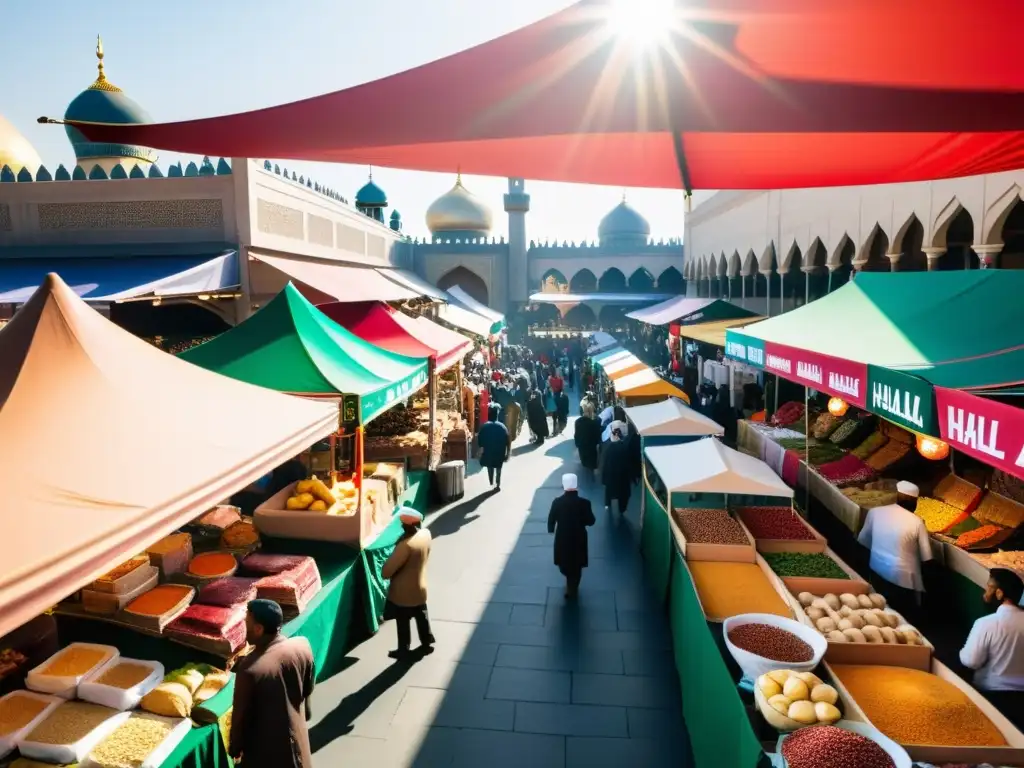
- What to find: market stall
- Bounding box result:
[181,282,429,546]
[613,366,690,406]
[444,285,505,335]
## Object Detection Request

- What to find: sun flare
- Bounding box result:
[607,0,676,48]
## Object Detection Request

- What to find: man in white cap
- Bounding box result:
[858,480,932,607]
[547,473,596,598]
[382,505,434,659]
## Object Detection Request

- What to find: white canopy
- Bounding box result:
[446,286,505,324]
[588,331,619,354]
[645,439,794,497]
[602,353,645,377]
[626,398,724,437]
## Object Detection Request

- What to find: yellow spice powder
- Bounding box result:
[687,561,791,621]
[96,662,153,690]
[0,694,49,736]
[831,664,1006,746]
[40,648,108,677]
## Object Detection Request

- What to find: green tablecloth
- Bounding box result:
[667,545,765,768]
[640,479,672,603]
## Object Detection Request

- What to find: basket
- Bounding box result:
[722,613,827,683]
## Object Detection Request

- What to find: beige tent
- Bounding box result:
[645,439,794,497]
[625,398,723,437]
[0,275,339,636]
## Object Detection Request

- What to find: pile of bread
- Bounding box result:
[797,591,925,645]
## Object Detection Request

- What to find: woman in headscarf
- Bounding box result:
[601,422,633,514]
[526,389,550,445]
[574,401,601,480]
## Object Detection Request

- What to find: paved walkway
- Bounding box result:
[309,405,692,767]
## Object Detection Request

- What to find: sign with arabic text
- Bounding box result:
[724,331,765,369]
[761,342,868,409]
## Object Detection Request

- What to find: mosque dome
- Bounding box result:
[598,199,651,246]
[0,114,43,175]
[355,178,388,208]
[63,37,157,167]
[425,174,493,235]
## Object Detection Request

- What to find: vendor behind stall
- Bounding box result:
[961,568,1024,695]
[857,481,933,609]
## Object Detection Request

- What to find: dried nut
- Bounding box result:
[862,625,883,643]
[767,694,792,715]
[827,630,847,643]
[839,594,860,609]
[814,701,842,724]
[842,628,867,643]
[798,592,815,607]
[857,594,874,609]
[861,612,883,628]
[783,677,810,701]
[810,684,839,705]
[823,594,841,611]
[869,593,887,609]
[816,617,837,634]
[806,607,825,622]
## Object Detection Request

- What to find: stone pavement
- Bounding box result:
[309,407,692,767]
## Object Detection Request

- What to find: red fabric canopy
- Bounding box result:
[318,301,471,373]
[66,0,1024,190]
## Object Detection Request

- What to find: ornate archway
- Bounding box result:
[598,267,627,293]
[658,266,684,294]
[628,267,655,292]
[437,266,489,305]
[540,268,569,294]
[570,268,597,293]
[563,303,597,328]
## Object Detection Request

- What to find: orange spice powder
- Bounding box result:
[126,585,192,617]
[187,553,237,578]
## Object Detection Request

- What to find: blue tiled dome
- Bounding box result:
[598,200,651,245]
[63,37,157,165]
[355,179,388,207]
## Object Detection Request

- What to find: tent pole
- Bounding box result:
[427,356,438,469]
[804,386,810,516]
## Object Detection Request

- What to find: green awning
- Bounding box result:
[180,283,428,422]
[736,271,1024,391]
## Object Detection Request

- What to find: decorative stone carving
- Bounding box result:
[256,199,304,239]
[110,164,128,180]
[55,165,71,181]
[38,199,224,231]
[336,223,366,254]
[367,234,386,259]
[307,214,334,247]
[198,157,216,176]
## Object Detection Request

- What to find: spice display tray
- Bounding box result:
[786,592,933,670]
[25,643,121,699]
[0,690,62,759]
[78,658,165,711]
[81,568,159,616]
[682,551,794,624]
[670,508,757,563]
[122,585,195,633]
[254,482,369,546]
[771,547,871,597]
[88,558,156,595]
[773,720,911,768]
[78,714,191,768]
[735,507,828,555]
[825,657,1024,765]
[19,707,130,765]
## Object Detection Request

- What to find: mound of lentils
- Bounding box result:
[672,508,748,545]
[727,622,813,662]
[781,725,895,768]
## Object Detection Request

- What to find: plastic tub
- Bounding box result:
[19,704,128,765]
[723,613,827,683]
[0,690,61,759]
[25,643,120,698]
[775,720,911,768]
[79,713,191,768]
[78,658,165,711]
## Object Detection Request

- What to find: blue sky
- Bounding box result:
[1,0,703,242]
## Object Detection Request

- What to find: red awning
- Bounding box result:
[318,301,472,373]
[64,0,1024,190]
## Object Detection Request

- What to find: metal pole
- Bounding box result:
[427,356,438,469]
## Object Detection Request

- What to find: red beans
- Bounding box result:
[737,506,815,541]
[727,623,813,662]
[781,725,895,768]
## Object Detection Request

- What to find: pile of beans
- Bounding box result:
[736,506,815,541]
[727,622,813,662]
[672,508,748,545]
[781,725,895,768]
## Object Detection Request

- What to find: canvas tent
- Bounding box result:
[0,274,339,637]
[437,301,495,339]
[445,286,505,333]
[181,283,428,422]
[602,353,647,380]
[63,0,1024,192]
[645,439,794,497]
[614,367,689,403]
[628,297,757,326]
[626,398,723,438]
[588,332,620,355]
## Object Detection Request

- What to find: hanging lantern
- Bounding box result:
[827,397,849,416]
[917,435,950,461]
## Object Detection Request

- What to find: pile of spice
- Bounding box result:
[830,664,1006,746]
[781,725,895,768]
[125,585,193,618]
[38,646,110,678]
[933,474,982,512]
[87,712,178,768]
[816,454,877,487]
[688,561,791,621]
[671,508,748,545]
[956,524,1010,550]
[0,693,51,737]
[915,497,968,534]
[736,507,814,541]
[187,552,238,580]
[24,701,117,745]
[727,623,813,662]
[974,491,1024,528]
[763,552,850,580]
[94,662,153,691]
[850,432,887,460]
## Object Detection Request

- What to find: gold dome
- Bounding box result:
[425,174,493,234]
[0,114,42,175]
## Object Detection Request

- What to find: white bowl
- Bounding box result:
[723,612,827,682]
[777,720,911,768]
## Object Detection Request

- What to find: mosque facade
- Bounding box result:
[0,40,685,337]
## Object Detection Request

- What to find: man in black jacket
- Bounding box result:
[547,473,596,598]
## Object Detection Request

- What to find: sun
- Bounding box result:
[607,0,676,48]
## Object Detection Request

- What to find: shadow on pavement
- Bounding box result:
[427,487,499,539]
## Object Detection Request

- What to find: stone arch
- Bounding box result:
[780,241,802,274]
[540,268,569,293]
[437,266,489,306]
[805,237,827,269]
[598,267,627,293]
[657,266,684,293]
[628,267,655,292]
[526,302,560,327]
[997,198,1024,269]
[859,224,891,272]
[570,268,597,293]
[984,185,1023,246]
[828,234,856,268]
[563,303,597,328]
[932,197,969,249]
[727,251,741,278]
[741,250,757,276]
[892,214,926,271]
[758,242,776,273]
[598,304,629,329]
[936,207,979,270]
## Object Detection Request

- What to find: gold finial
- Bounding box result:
[89,34,122,93]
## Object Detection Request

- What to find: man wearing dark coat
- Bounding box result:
[573,401,601,480]
[477,404,510,490]
[526,389,550,445]
[601,422,634,514]
[229,599,315,768]
[548,473,596,598]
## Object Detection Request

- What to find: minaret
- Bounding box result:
[504,177,530,303]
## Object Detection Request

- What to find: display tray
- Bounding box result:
[669,509,757,563]
[825,657,1024,765]
[682,552,793,624]
[736,508,828,555]
[0,690,62,759]
[79,714,192,768]
[88,557,155,595]
[769,547,871,597]
[81,567,160,616]
[255,481,385,547]
[786,591,933,671]
[122,585,195,633]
